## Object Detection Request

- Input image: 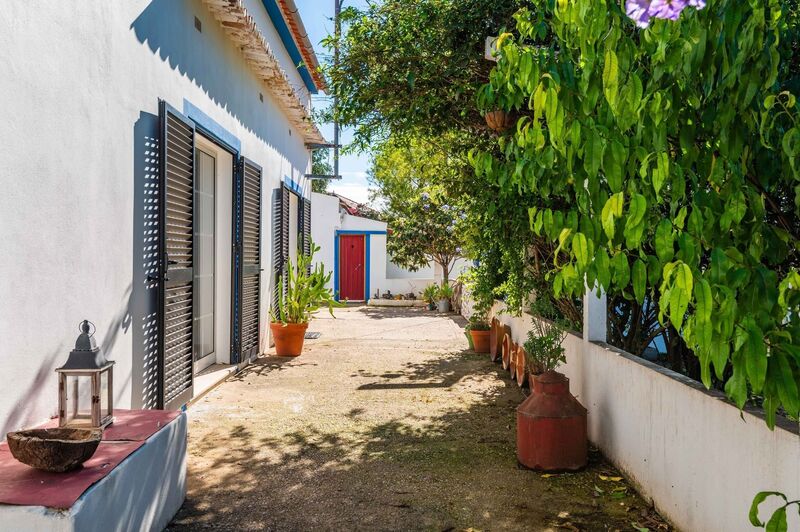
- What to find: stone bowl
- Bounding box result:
[6,428,102,473]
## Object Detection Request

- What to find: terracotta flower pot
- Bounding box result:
[469,330,491,353]
[484,109,515,132]
[270,322,309,357]
[489,319,503,362]
[516,371,587,471]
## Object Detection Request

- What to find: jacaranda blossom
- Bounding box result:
[626,0,705,28]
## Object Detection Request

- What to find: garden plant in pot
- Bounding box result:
[422,284,438,311]
[517,312,587,471]
[435,282,453,312]
[466,316,491,353]
[270,242,341,357]
[465,294,492,354]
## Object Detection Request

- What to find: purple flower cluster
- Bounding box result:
[626,0,705,28]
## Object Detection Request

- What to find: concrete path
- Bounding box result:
[168,307,668,531]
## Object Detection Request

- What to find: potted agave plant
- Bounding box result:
[517,314,587,471]
[422,284,438,311]
[270,242,341,357]
[436,282,454,313]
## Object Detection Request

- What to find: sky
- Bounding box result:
[295,0,373,204]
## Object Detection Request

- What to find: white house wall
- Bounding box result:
[0,0,312,433]
[310,194,469,299]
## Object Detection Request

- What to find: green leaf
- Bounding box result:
[653,152,669,195]
[603,140,626,193]
[669,263,692,331]
[603,49,619,110]
[765,507,787,532]
[632,259,646,304]
[750,492,786,527]
[694,278,713,324]
[655,220,674,264]
[572,232,590,269]
[744,319,768,393]
[584,129,605,177]
[774,351,799,417]
[612,252,630,287]
[602,193,624,240]
[624,194,647,248]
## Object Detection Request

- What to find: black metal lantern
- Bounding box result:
[56,320,114,429]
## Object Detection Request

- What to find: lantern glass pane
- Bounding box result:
[100,370,110,418]
[64,374,92,427]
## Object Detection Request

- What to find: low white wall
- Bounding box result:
[490,301,800,532]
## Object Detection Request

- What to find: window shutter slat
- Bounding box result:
[158,100,195,410]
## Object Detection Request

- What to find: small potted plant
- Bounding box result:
[436,282,454,312]
[422,284,438,310]
[270,241,341,357]
[466,316,491,353]
[517,313,587,471]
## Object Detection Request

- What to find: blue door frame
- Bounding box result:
[334,230,387,302]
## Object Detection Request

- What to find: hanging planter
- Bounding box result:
[484,109,515,132]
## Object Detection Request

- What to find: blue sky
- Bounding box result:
[295,0,373,204]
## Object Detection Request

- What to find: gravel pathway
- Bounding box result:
[168,306,669,531]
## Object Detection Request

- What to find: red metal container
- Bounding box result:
[516,371,587,471]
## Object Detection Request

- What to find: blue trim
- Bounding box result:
[336,230,387,235]
[334,230,376,302]
[365,235,371,301]
[333,232,340,301]
[283,175,303,196]
[183,99,241,154]
[261,0,318,94]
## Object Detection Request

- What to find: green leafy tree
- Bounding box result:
[370,137,467,284]
[323,0,524,150]
[472,0,800,426]
[311,149,333,194]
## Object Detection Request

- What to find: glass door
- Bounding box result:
[194,149,216,371]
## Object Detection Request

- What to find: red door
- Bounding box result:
[339,235,365,300]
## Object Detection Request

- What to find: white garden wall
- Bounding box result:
[489,301,800,532]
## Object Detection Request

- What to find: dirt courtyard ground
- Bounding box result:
[168,306,669,531]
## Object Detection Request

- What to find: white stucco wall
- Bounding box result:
[310,194,455,299]
[0,0,313,433]
[488,302,800,532]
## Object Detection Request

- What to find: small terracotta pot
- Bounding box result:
[470,330,491,353]
[270,322,309,357]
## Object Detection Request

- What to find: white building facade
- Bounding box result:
[310,192,469,301]
[0,0,324,431]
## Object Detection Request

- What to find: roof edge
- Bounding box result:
[275,0,327,92]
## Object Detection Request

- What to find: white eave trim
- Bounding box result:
[202,0,325,145]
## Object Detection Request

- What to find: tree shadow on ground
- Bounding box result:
[169,348,669,531]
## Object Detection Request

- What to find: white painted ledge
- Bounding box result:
[367,299,427,307]
[0,413,187,532]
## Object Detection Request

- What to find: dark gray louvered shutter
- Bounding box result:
[237,158,263,362]
[301,198,312,258]
[272,185,290,315]
[158,100,195,410]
